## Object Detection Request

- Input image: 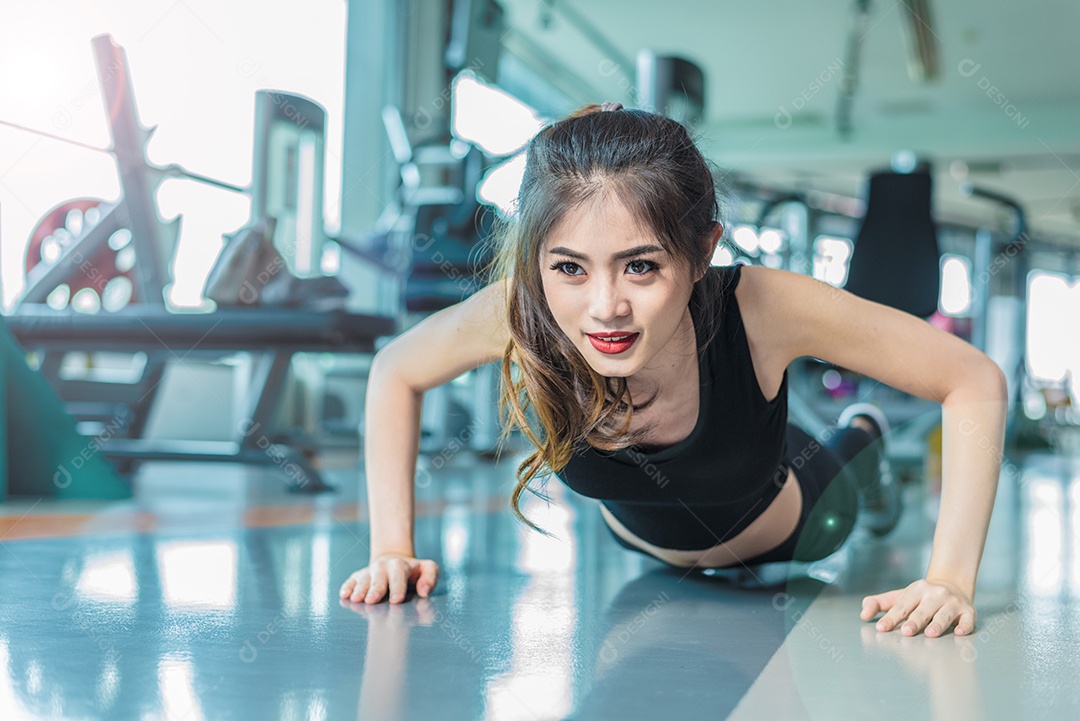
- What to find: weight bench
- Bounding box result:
[6,305,395,493]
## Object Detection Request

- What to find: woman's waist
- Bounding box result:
[600,468,803,561]
[598,466,796,554]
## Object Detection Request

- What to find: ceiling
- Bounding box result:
[497,0,1080,246]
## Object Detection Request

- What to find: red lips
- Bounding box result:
[586,332,639,354]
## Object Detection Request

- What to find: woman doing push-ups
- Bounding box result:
[339,103,1007,639]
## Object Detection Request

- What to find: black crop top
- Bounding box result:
[554,264,790,550]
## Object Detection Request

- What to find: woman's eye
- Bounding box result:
[627,260,657,275]
[550,261,583,276]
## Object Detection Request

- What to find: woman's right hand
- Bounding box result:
[339,554,440,604]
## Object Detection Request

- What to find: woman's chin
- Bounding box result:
[584,354,640,378]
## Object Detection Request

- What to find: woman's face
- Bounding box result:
[539,192,698,383]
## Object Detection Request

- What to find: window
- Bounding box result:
[812,235,853,286]
[1026,271,1080,400]
[0,3,347,310]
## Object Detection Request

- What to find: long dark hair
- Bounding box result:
[484,104,730,536]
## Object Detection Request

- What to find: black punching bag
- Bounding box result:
[844,167,941,318]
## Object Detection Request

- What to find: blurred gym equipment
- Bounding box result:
[1,317,129,501]
[370,105,500,454]
[836,0,939,139]
[960,182,1030,443]
[2,34,396,492]
[9,35,244,310]
[843,162,942,319]
[445,0,505,84]
[7,306,393,492]
[250,90,328,279]
[635,51,706,126]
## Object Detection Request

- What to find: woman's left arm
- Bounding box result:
[740,266,1009,637]
[860,372,1007,636]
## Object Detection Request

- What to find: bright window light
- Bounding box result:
[939,254,972,316]
[0,3,348,310]
[731,226,760,254]
[452,71,546,157]
[478,152,527,218]
[711,244,735,266]
[758,227,785,254]
[156,540,238,611]
[812,235,853,286]
[76,550,137,604]
[1026,271,1080,396]
[320,240,341,275]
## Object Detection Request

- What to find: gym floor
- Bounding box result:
[1,446,1077,720]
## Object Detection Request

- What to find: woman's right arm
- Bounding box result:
[340,278,510,604]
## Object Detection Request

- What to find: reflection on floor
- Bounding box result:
[1,449,1078,720]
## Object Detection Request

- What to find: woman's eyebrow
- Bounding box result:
[546,245,666,261]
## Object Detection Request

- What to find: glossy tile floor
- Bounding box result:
[1,447,1078,720]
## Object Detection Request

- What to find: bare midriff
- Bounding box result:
[599,465,803,569]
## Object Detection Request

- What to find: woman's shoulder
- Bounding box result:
[727,265,811,361]
[727,264,781,314]
[704,264,789,330]
[696,264,743,308]
[732,264,803,304]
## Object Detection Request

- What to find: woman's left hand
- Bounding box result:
[860,577,976,637]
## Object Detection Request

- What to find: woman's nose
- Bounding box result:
[589,280,629,322]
